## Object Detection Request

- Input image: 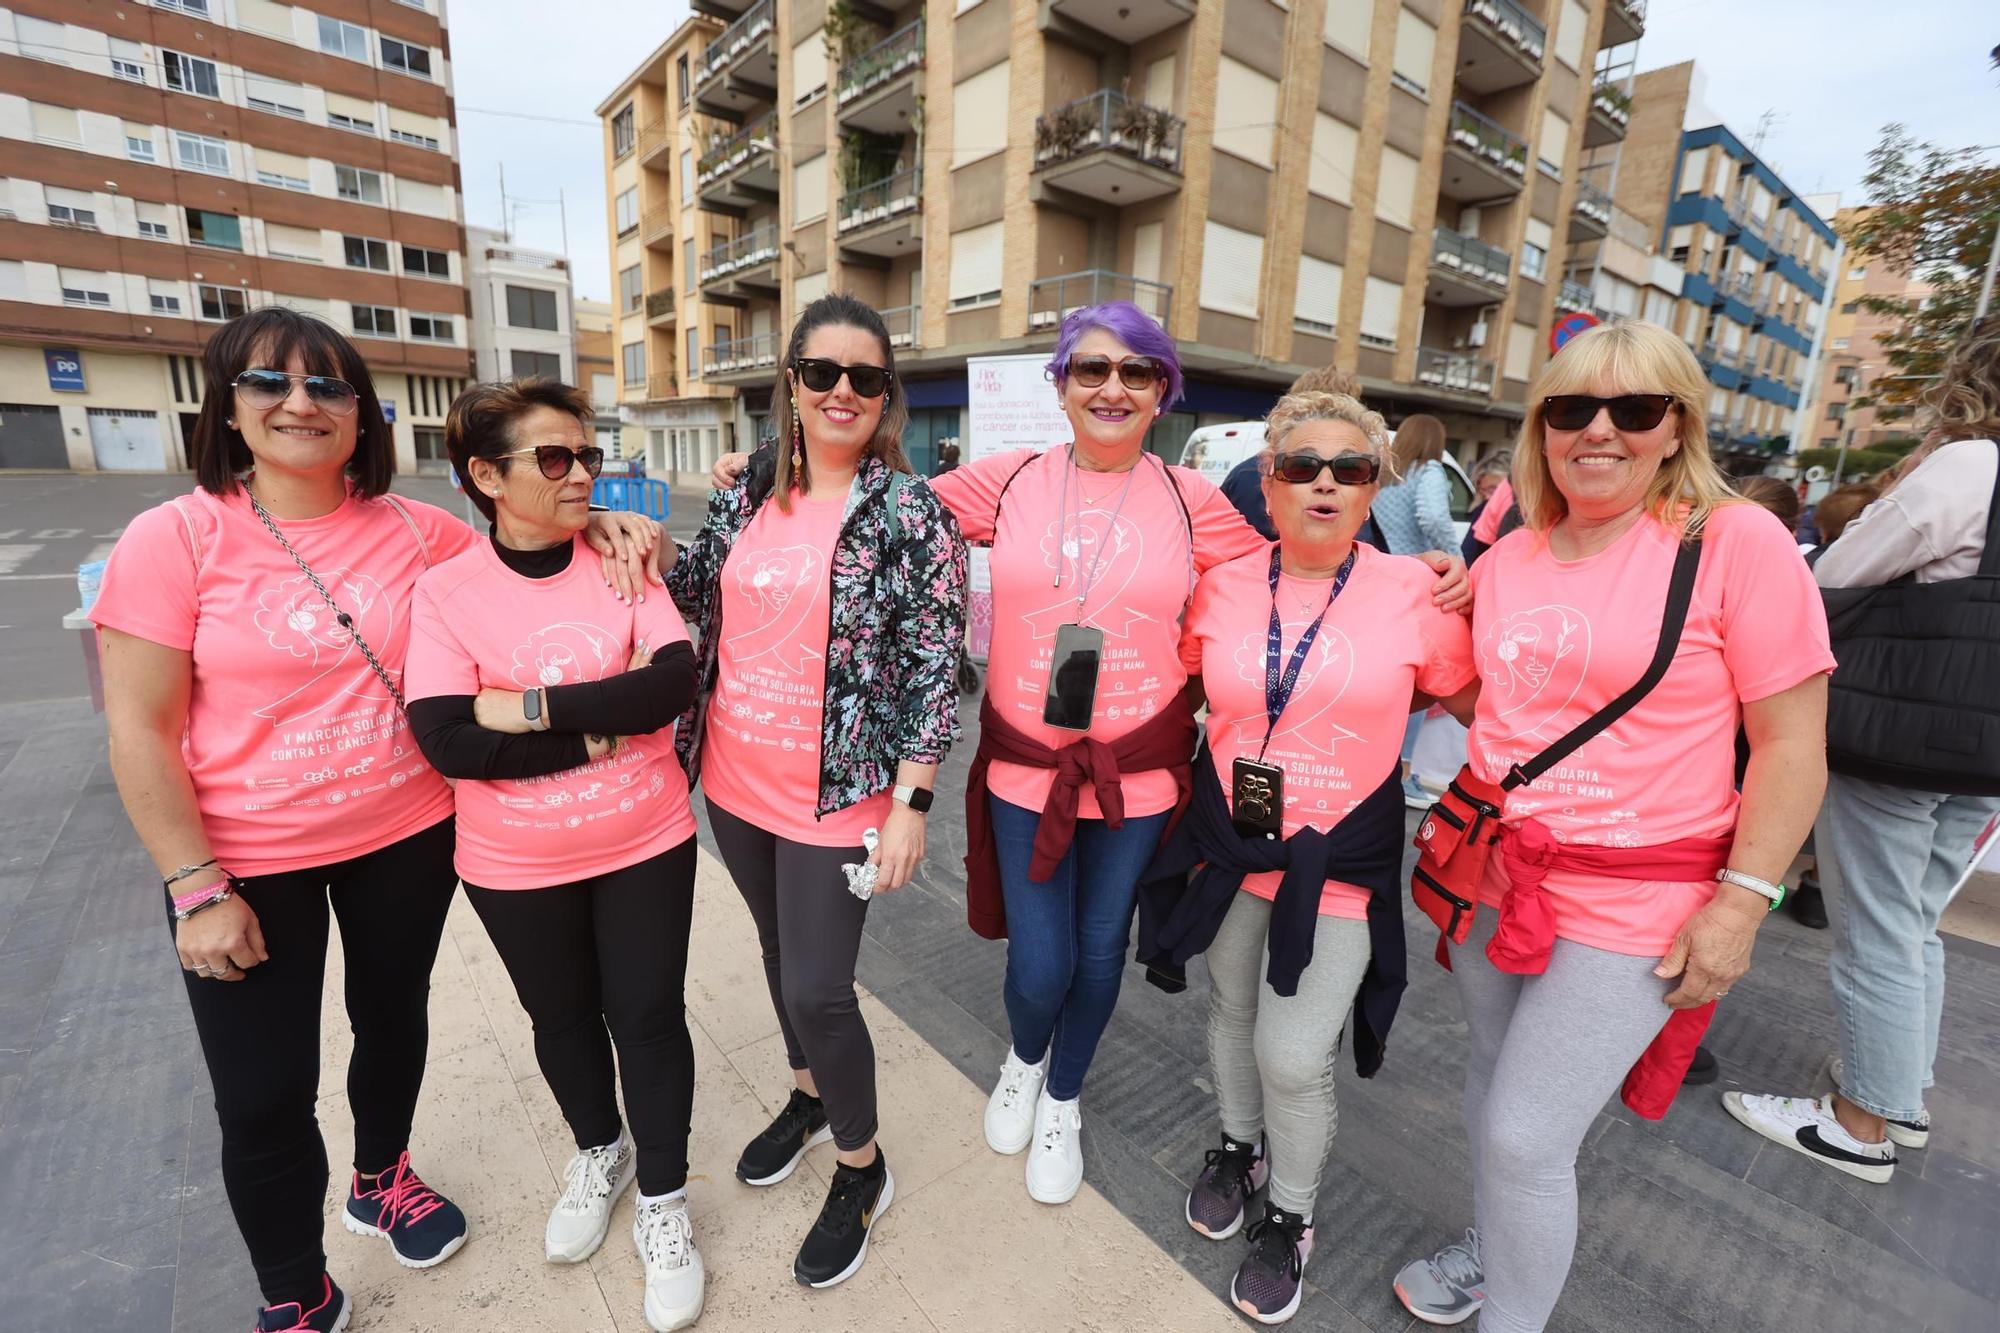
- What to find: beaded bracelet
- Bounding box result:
[171,878,235,921]
[162,858,219,890]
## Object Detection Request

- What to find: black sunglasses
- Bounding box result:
[1271,451,1382,486]
[1541,393,1678,433]
[1065,354,1165,392]
[234,369,359,416]
[497,444,605,481]
[794,357,890,398]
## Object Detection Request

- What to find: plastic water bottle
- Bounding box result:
[77,560,107,613]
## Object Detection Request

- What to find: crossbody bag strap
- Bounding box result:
[1502,534,1704,791]
[381,495,433,569]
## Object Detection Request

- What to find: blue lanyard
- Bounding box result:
[1259,544,1356,761]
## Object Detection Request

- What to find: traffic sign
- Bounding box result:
[1550,311,1600,354]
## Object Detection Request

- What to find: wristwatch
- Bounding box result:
[1716,868,1785,910]
[523,687,550,731]
[892,784,934,814]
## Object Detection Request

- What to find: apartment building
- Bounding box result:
[1561,200,1681,327]
[465,223,573,383]
[0,0,469,473]
[1613,61,1835,468]
[600,0,1650,477]
[574,295,623,457]
[1808,206,1928,454]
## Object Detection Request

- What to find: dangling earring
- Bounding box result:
[790,401,804,479]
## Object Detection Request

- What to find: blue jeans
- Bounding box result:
[1818,773,2000,1121]
[990,796,1169,1101]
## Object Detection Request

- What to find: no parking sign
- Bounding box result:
[1550,311,1599,354]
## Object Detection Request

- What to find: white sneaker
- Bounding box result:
[1722,1090,1896,1183]
[1024,1090,1084,1204]
[635,1196,705,1332]
[983,1049,1046,1156]
[546,1130,636,1263]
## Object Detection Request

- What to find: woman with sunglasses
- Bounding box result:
[1392,321,1830,1332]
[404,378,706,1331]
[91,311,663,1333]
[666,294,966,1289]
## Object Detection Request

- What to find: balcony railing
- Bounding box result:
[1431,225,1511,289]
[1573,180,1612,227]
[1464,0,1546,61]
[1034,89,1187,174]
[1591,80,1632,126]
[838,18,924,106]
[637,117,668,160]
[1416,347,1496,395]
[1732,198,1767,241]
[645,289,675,319]
[838,165,922,232]
[701,224,780,283]
[697,113,776,185]
[879,303,920,349]
[1028,270,1171,330]
[642,204,673,241]
[1448,102,1528,178]
[1557,279,1595,313]
[696,0,773,86]
[702,332,780,377]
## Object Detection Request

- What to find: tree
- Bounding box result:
[1840,126,2000,423]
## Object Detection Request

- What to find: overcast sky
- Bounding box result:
[450,0,1999,303]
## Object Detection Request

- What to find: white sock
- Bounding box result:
[639,1188,686,1207]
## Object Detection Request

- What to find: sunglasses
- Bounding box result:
[1541,393,1678,433]
[496,444,605,481]
[794,357,890,398]
[1065,354,1165,392]
[1271,451,1382,486]
[233,369,359,416]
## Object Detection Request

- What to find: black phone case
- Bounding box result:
[1043,623,1103,731]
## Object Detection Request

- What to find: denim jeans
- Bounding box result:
[990,796,1169,1101]
[1817,773,2000,1121]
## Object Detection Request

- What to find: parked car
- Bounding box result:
[1180,420,1479,543]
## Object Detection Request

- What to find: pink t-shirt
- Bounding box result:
[701,493,890,846]
[935,448,1268,819]
[1465,503,1836,955]
[405,537,698,890]
[90,487,475,877]
[1184,545,1476,917]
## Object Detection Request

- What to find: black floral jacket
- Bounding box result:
[665,450,970,818]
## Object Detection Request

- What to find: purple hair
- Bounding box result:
[1043,300,1185,412]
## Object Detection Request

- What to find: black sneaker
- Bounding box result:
[253,1274,349,1332]
[1681,1045,1720,1086]
[1231,1203,1314,1325]
[1185,1133,1268,1239]
[341,1152,468,1268]
[793,1153,895,1289]
[1787,876,1828,930]
[737,1087,834,1186]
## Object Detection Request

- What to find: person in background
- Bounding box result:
[1373,415,1461,806]
[1813,481,1881,549]
[1727,327,2000,1184]
[1461,472,1521,564]
[1220,366,1367,543]
[933,441,962,477]
[1465,452,1511,532]
[405,379,706,1331]
[1734,475,1801,535]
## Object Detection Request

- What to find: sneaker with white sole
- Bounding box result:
[252,1274,349,1333]
[1394,1228,1485,1326]
[341,1153,468,1269]
[634,1196,704,1332]
[984,1049,1047,1155]
[1185,1133,1268,1240]
[546,1130,637,1263]
[736,1087,833,1186]
[1829,1057,1930,1149]
[1024,1089,1084,1205]
[794,1154,894,1288]
[1722,1090,1896,1183]
[1402,776,1435,811]
[1231,1203,1314,1325]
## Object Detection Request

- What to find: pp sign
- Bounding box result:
[44,348,86,392]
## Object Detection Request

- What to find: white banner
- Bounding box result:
[966,353,1069,460]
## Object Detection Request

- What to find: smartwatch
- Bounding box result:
[892,784,933,814]
[524,687,551,731]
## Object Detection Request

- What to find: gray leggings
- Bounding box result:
[707,800,877,1151]
[1448,909,1676,1333]
[1206,892,1373,1216]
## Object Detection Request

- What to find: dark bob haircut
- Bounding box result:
[190,306,394,499]
[445,377,594,523]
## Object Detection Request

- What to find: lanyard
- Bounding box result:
[1259,544,1356,761]
[1053,445,1144,622]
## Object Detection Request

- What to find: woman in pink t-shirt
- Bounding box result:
[91,310,661,1333]
[1393,321,1833,1333]
[404,379,704,1331]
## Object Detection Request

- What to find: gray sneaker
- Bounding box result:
[1394,1228,1485,1326]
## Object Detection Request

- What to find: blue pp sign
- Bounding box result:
[45,348,86,392]
[381,399,397,422]
[1550,312,1599,354]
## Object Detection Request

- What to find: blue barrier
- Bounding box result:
[591,476,672,521]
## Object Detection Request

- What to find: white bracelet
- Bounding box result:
[1716,868,1784,909]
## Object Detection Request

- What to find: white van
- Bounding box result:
[1179,421,1479,543]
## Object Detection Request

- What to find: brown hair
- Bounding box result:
[445,377,594,522]
[772,293,911,511]
[1287,363,1363,398]
[1733,475,1801,531]
[1814,482,1880,545]
[1390,414,1449,477]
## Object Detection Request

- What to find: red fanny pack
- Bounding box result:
[1412,767,1506,945]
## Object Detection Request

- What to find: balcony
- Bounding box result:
[1031,90,1186,209]
[1603,0,1646,46]
[1569,180,1611,241]
[1586,80,1631,148]
[1442,102,1527,203]
[690,0,757,19]
[645,288,676,325]
[702,332,780,383]
[837,19,924,136]
[696,114,779,212]
[837,165,923,259]
[1457,0,1546,94]
[693,0,777,121]
[699,224,780,299]
[637,117,670,166]
[880,303,921,350]
[1415,347,1496,397]
[1732,196,1768,242]
[1028,270,1171,331]
[1042,0,1197,45]
[642,204,673,249]
[1426,225,1511,307]
[646,371,678,400]
[1556,279,1595,315]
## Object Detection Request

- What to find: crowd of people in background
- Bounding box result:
[89,295,1997,1333]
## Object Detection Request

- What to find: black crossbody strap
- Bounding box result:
[1502,535,1704,791]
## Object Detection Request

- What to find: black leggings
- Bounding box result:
[464,837,698,1195]
[173,816,458,1309]
[706,800,877,1151]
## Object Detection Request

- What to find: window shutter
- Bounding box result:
[793,153,828,224]
[793,32,827,102]
[1214,58,1277,167]
[1360,277,1402,346]
[1293,255,1344,332]
[948,221,1004,303]
[952,63,1009,169]
[1310,113,1357,204]
[1376,147,1419,228]
[1200,221,1264,318]
[1392,12,1436,93]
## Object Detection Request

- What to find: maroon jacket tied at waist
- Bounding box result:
[962,695,1198,940]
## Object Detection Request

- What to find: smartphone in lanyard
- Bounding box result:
[1043,622,1104,731]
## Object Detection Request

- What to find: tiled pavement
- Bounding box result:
[2,690,1997,1332]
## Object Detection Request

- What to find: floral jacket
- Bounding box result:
[665,449,970,818]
